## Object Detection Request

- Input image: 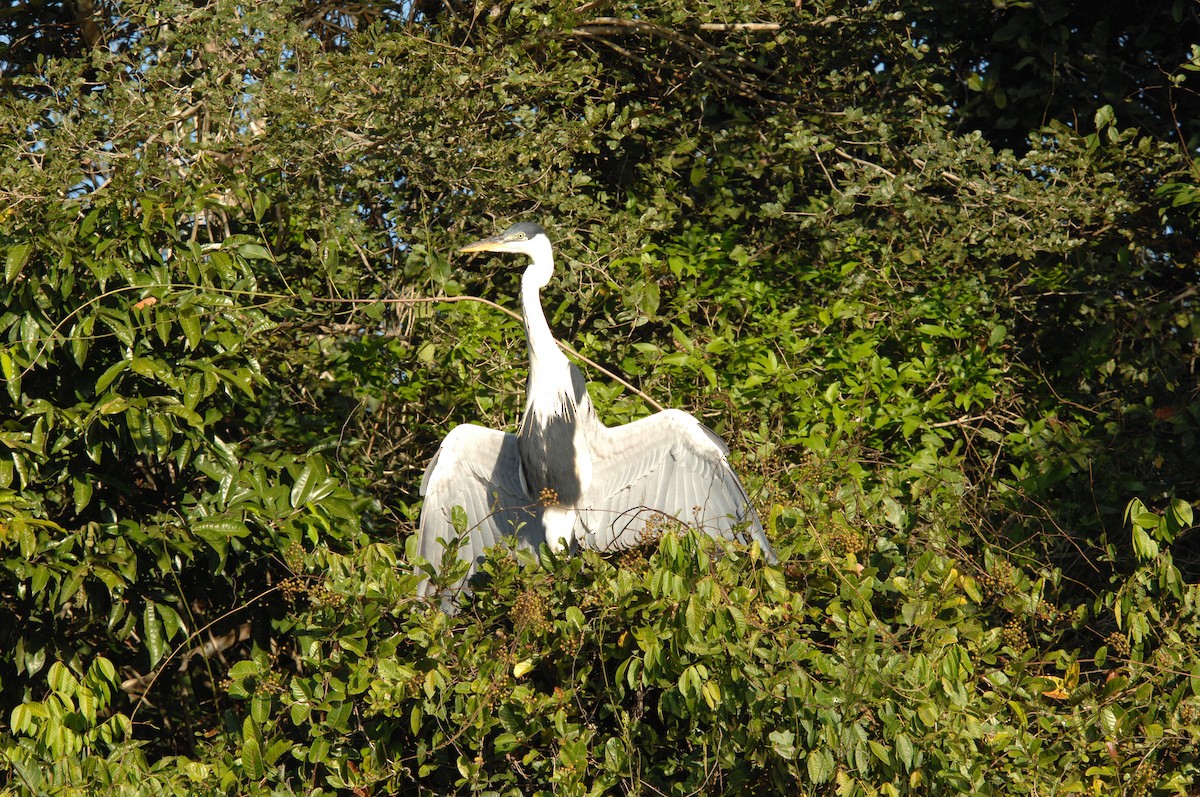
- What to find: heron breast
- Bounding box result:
[519,398,592,507]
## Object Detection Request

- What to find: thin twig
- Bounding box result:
[833,146,897,179]
[376,295,668,411]
[27,284,667,412]
[696,22,781,31]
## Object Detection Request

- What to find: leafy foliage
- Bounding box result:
[1,0,1198,794]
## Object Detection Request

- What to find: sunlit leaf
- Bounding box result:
[5,242,31,283]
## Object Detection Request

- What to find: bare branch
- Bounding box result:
[696,22,781,32]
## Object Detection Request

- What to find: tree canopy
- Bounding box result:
[2,1,1199,794]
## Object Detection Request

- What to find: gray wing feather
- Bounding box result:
[417,424,543,604]
[577,409,777,562]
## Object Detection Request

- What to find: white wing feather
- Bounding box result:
[417,424,543,604]
[576,409,776,561]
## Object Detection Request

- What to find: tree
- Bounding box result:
[1,0,1197,793]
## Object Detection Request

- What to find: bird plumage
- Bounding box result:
[417,223,776,607]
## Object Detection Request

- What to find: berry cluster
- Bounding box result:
[283,541,305,573]
[1105,630,1131,658]
[825,526,865,557]
[280,575,344,609]
[510,590,552,636]
[618,546,652,573]
[1001,618,1028,654]
[978,558,1014,597]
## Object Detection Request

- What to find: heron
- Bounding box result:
[417,222,776,604]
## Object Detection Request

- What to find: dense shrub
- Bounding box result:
[1,0,1198,794]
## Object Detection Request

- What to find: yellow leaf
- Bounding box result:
[1041,675,1070,700]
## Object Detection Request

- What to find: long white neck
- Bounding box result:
[520,236,569,379]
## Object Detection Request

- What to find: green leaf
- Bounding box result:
[183,372,204,410]
[193,518,252,539]
[179,309,202,350]
[291,701,311,726]
[700,679,721,709]
[806,747,834,783]
[162,403,204,429]
[727,604,747,637]
[156,602,184,641]
[238,243,273,261]
[143,603,166,668]
[409,704,422,737]
[10,703,34,734]
[77,686,98,725]
[94,359,129,394]
[895,733,914,771]
[96,394,127,415]
[6,242,31,283]
[193,517,251,561]
[769,729,797,759]
[251,694,272,724]
[241,735,264,779]
[1131,525,1158,562]
[227,661,259,682]
[883,498,906,530]
[868,740,892,766]
[325,701,352,731]
[265,737,291,766]
[48,661,77,697]
[89,656,117,686]
[71,315,94,367]
[290,460,316,509]
[628,279,660,316]
[1,348,16,386]
[72,477,93,514]
[1168,498,1193,536]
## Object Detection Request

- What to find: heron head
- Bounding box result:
[459,222,548,256]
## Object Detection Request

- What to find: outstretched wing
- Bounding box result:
[417,424,543,604]
[577,409,776,561]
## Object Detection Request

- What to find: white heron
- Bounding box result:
[417,222,776,605]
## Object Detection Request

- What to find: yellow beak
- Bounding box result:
[458,233,511,253]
